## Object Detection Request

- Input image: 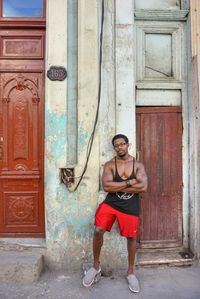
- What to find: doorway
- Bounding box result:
[0,0,45,237]
[136,106,182,248]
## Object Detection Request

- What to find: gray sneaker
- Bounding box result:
[82,267,101,287]
[127,274,140,293]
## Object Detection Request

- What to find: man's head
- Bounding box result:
[112,134,129,158]
[112,134,129,146]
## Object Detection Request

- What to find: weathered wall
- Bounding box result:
[189,0,200,260]
[45,0,100,269]
[44,0,200,270]
[135,0,181,10]
[44,0,135,270]
[45,0,68,268]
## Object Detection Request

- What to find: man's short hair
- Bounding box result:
[112,134,129,146]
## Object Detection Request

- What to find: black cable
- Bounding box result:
[74,0,104,191]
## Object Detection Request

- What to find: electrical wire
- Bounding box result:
[73,0,105,191]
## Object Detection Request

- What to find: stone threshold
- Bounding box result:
[0,238,46,250]
[137,247,194,267]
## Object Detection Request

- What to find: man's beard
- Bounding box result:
[118,151,126,157]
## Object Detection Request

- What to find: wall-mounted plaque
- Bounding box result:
[47,66,67,81]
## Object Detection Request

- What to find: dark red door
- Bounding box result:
[0,29,45,237]
[136,107,182,248]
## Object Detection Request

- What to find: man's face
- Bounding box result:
[113,138,129,157]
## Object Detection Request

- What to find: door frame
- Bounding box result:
[136,106,183,248]
[0,0,46,238]
[135,100,189,250]
[134,18,189,250]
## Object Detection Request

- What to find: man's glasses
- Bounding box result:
[113,142,128,149]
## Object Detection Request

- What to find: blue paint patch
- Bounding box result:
[52,185,96,239]
[46,110,67,160]
[45,159,97,241]
[78,127,90,155]
[45,110,99,243]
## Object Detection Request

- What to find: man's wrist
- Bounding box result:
[125,180,131,187]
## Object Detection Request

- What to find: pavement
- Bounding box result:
[0,264,200,299]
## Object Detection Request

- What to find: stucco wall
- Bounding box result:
[45,0,96,269]
[44,0,137,270]
[189,0,200,260]
[44,0,129,270]
[44,0,199,270]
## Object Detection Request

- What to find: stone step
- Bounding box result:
[0,238,46,252]
[0,251,44,284]
[137,247,194,267]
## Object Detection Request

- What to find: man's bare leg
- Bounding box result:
[82,227,105,287]
[126,237,140,292]
[127,237,137,275]
[93,226,106,270]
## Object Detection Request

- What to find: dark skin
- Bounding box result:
[93,138,148,275]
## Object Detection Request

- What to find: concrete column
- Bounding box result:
[99,0,116,166]
[115,0,136,155]
[189,0,200,259]
[45,0,68,265]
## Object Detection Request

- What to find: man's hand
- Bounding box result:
[102,159,148,194]
[122,163,148,193]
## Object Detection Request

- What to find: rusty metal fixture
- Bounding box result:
[60,168,74,188]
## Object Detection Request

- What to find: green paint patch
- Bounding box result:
[78,127,90,155]
[45,110,100,244]
[46,110,67,160]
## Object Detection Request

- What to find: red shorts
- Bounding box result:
[94,203,139,238]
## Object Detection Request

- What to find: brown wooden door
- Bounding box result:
[136,107,182,248]
[0,29,45,237]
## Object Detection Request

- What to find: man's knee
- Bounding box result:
[94,226,106,237]
[127,237,137,243]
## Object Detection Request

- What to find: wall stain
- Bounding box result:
[45,109,98,250]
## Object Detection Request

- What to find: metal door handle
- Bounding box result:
[0,146,2,160]
[136,150,140,161]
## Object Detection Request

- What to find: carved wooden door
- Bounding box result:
[136,107,182,248]
[0,29,45,237]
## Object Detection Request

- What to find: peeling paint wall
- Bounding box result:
[189,0,200,260]
[45,0,68,267]
[135,0,181,10]
[44,0,136,270]
[44,0,199,270]
[44,0,106,269]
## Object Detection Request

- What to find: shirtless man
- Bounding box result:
[82,134,148,293]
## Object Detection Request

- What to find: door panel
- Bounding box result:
[136,107,182,248]
[0,30,45,237]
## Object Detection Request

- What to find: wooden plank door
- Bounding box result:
[0,29,45,237]
[136,107,182,248]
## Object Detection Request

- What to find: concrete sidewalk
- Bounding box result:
[0,264,200,299]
